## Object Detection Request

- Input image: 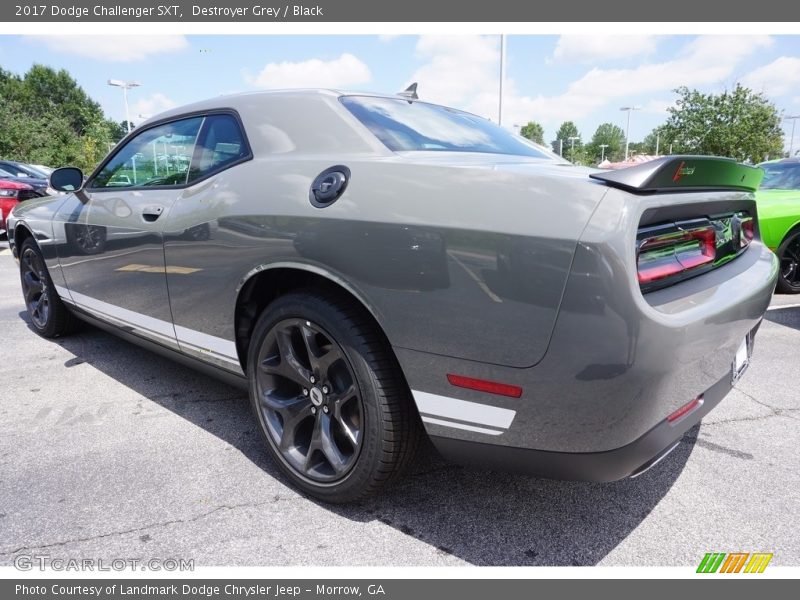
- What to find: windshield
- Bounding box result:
[760,162,800,190]
[341,96,555,159]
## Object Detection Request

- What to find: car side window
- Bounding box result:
[90,117,203,190]
[188,114,249,183]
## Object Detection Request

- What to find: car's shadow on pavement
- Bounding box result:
[764,305,800,331]
[30,314,697,566]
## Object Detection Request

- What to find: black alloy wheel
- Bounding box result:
[18,238,75,337]
[20,244,50,330]
[777,230,800,293]
[255,317,364,482]
[247,291,421,503]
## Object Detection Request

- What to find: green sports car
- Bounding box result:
[758,158,800,293]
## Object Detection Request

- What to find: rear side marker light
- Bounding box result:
[667,395,704,424]
[446,374,522,398]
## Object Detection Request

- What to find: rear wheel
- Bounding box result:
[776,229,800,294]
[19,238,75,337]
[247,290,421,503]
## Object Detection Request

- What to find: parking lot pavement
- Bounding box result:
[0,242,798,567]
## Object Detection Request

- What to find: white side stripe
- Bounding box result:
[412,390,516,430]
[421,416,504,436]
[53,286,239,363]
[175,325,238,361]
[67,288,176,339]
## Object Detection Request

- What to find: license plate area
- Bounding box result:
[732,333,753,384]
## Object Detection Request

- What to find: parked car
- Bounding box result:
[29,164,54,176]
[0,166,49,196]
[7,90,778,502]
[757,158,800,292]
[0,160,50,180]
[0,179,45,237]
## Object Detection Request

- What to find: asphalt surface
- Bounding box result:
[0,241,798,567]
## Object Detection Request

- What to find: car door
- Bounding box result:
[161,112,253,371]
[60,116,204,351]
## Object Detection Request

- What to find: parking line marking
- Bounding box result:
[767,303,800,311]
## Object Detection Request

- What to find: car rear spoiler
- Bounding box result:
[589,156,763,194]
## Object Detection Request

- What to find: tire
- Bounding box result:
[776,228,800,294]
[247,290,421,503]
[19,238,76,337]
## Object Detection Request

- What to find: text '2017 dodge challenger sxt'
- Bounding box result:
[8,90,778,502]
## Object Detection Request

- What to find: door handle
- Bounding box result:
[142,206,164,222]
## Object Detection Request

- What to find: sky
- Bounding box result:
[1,34,800,149]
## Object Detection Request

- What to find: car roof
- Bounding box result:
[137,88,483,130]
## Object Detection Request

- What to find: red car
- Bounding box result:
[0,179,44,236]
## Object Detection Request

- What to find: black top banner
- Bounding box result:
[4,0,800,22]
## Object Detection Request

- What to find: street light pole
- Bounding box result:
[498,34,506,126]
[108,79,141,133]
[568,136,580,162]
[787,115,800,157]
[599,144,609,162]
[620,106,641,161]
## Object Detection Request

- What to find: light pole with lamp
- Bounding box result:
[568,136,580,162]
[108,79,141,133]
[498,34,506,126]
[620,105,641,161]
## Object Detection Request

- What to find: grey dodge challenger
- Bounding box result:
[8,90,778,502]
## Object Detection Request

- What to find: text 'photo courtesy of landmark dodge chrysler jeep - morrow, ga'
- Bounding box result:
[8,90,778,502]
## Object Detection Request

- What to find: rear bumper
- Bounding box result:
[430,369,732,481]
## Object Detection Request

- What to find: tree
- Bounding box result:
[519,121,545,145]
[641,126,668,155]
[552,121,583,162]
[586,122,625,163]
[0,64,117,171]
[662,85,783,162]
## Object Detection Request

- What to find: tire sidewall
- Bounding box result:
[247,293,388,502]
[777,230,800,293]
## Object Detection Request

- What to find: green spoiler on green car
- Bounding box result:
[756,158,800,293]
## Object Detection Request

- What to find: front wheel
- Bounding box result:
[776,229,800,294]
[19,238,76,337]
[247,290,421,503]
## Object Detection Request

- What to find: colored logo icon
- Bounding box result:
[697,552,773,573]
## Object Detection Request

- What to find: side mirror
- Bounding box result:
[50,167,84,192]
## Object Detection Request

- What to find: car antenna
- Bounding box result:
[397,83,418,102]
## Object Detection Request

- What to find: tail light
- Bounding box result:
[637,212,755,292]
[740,215,755,248]
[637,223,716,286]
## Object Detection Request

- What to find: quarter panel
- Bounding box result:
[161,156,606,368]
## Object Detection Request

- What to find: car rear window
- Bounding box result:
[340,96,553,159]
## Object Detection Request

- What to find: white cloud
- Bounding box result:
[642,99,674,114]
[741,56,800,96]
[27,35,188,62]
[551,35,661,64]
[406,35,772,141]
[378,35,401,43]
[406,35,501,111]
[132,93,177,120]
[247,53,371,89]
